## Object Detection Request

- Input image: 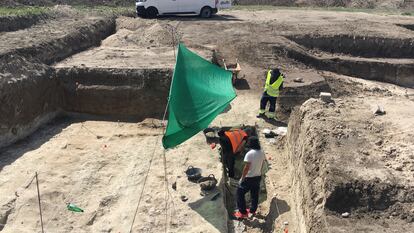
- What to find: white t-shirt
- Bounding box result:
[244,149,265,177]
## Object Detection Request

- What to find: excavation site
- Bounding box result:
[1,4,414,233]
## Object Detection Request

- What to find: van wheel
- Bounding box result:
[200,7,212,18]
[146,7,158,18]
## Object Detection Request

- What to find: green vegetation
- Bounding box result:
[227,5,413,16]
[0,6,50,16]
[72,5,134,16]
[401,11,414,16]
[0,5,134,17]
[0,4,411,18]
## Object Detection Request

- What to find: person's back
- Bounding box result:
[244,149,265,178]
[234,136,265,218]
[218,129,246,178]
[218,133,232,155]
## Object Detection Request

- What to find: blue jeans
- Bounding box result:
[237,176,261,214]
[260,93,277,113]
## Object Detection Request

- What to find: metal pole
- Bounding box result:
[35,172,45,233]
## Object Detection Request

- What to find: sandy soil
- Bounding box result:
[0,91,295,233]
[0,118,227,233]
[285,75,414,232]
[1,6,414,233]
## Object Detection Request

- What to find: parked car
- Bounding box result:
[136,0,232,18]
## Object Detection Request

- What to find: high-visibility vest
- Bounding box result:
[224,129,247,154]
[264,70,284,97]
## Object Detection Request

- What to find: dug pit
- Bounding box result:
[1,9,414,233]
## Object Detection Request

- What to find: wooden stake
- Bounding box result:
[35,172,45,233]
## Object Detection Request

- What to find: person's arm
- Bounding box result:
[264,71,269,91]
[235,140,246,153]
[239,151,252,184]
[241,162,251,180]
[239,162,250,185]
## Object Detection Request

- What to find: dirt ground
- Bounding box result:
[1,6,414,233]
[0,118,228,233]
[1,0,413,9]
[286,74,414,232]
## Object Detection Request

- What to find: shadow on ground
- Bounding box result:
[262,117,288,127]
[222,103,232,114]
[157,14,243,22]
[188,187,227,232]
[234,77,251,90]
[0,116,72,172]
[244,197,290,232]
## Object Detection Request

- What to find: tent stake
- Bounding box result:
[35,172,45,233]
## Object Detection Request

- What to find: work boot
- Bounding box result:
[257,109,266,118]
[247,208,256,217]
[256,113,265,118]
[233,211,248,219]
[266,112,276,120]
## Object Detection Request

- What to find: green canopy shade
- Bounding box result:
[162,44,236,149]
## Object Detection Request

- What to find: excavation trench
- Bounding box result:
[397,24,414,31]
[287,35,414,59]
[0,15,117,148]
[56,67,172,120]
[0,13,50,32]
[271,39,414,88]
[203,125,277,232]
[286,97,414,232]
[2,13,414,232]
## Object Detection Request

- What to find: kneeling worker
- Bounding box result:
[257,68,284,119]
[234,136,265,219]
[218,128,249,178]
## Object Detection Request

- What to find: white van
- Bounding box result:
[136,0,232,18]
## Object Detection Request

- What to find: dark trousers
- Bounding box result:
[237,176,261,214]
[260,93,277,112]
[225,153,236,178]
[222,152,236,178]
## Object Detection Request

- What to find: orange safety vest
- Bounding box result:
[224,129,248,154]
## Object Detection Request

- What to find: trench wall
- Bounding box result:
[274,44,414,88]
[398,24,414,31]
[0,17,117,148]
[3,17,116,65]
[0,55,62,148]
[288,35,414,59]
[277,79,331,121]
[286,98,414,232]
[286,99,329,233]
[58,67,172,120]
[0,13,49,32]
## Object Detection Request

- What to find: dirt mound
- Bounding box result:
[0,54,61,148]
[287,83,414,232]
[234,0,414,9]
[0,13,49,32]
[102,22,178,48]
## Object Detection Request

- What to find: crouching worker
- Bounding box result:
[218,129,249,178]
[234,136,265,219]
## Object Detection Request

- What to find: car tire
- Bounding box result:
[200,7,212,18]
[146,7,158,19]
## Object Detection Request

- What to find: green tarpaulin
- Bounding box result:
[162,44,236,149]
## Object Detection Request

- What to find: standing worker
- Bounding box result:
[257,68,284,120]
[234,136,265,219]
[218,128,250,178]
